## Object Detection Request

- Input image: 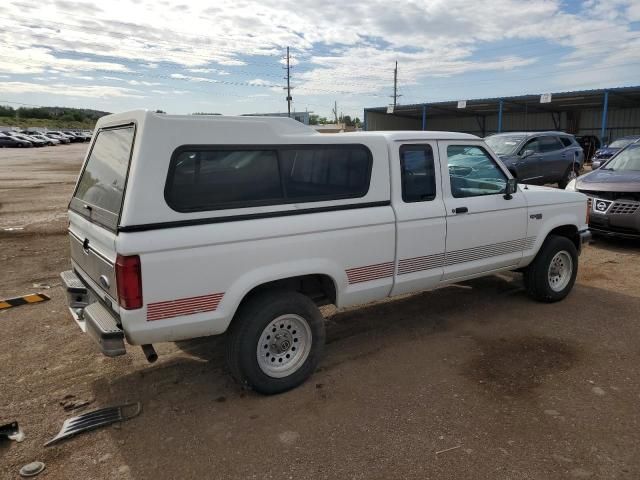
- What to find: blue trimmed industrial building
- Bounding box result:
[363,86,640,143]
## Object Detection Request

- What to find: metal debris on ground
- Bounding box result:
[19,461,45,477]
[435,445,462,455]
[45,402,142,446]
[0,293,50,311]
[0,421,24,442]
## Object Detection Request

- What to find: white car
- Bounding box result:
[61,110,591,394]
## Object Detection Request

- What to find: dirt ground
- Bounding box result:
[1,143,640,480]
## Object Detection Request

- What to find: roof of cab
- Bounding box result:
[95,110,480,142]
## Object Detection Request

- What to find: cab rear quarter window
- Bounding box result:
[164,144,373,212]
[70,124,136,230]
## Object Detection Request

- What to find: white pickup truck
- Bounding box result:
[61,110,590,394]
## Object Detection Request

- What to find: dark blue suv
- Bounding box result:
[485,131,584,189]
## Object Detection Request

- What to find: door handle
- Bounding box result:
[453,207,468,214]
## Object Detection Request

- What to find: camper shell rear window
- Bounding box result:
[70,124,135,230]
[165,144,372,212]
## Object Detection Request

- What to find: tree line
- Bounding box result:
[309,114,361,127]
[0,105,109,123]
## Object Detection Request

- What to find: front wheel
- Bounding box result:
[225,291,325,394]
[523,235,578,302]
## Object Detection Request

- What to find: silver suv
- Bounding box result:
[486,132,584,189]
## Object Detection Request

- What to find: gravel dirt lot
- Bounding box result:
[1,144,640,479]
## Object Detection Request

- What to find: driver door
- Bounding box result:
[438,141,528,281]
[517,137,543,183]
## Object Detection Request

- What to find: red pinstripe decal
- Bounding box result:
[146,292,224,321]
[346,261,394,284]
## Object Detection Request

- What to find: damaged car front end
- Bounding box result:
[566,143,640,238]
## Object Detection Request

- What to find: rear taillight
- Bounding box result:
[115,254,143,310]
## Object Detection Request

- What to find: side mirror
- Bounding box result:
[504,178,518,200]
[520,149,535,158]
[591,160,602,169]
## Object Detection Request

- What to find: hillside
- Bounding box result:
[0,105,109,129]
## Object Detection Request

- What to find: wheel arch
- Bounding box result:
[221,263,343,333]
[547,224,580,252]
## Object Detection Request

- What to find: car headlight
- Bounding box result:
[565,179,577,191]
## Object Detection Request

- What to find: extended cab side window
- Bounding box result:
[399,144,436,202]
[165,145,372,212]
[447,145,507,198]
[167,149,283,211]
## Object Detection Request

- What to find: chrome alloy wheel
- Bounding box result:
[257,314,312,378]
[548,251,573,292]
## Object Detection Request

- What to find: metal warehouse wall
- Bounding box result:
[368,101,640,141]
[576,107,640,139]
[366,111,420,130]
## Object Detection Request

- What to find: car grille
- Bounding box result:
[609,202,640,215]
[579,190,640,202]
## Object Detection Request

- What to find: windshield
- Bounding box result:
[485,135,524,156]
[608,138,637,149]
[603,144,640,171]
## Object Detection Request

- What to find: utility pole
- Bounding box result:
[391,61,401,108]
[284,47,292,117]
[332,100,338,124]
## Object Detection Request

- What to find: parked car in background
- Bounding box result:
[591,135,640,169]
[62,131,85,142]
[575,135,601,163]
[2,131,45,147]
[0,132,32,147]
[14,133,47,147]
[485,131,584,188]
[567,142,640,238]
[61,110,590,394]
[45,132,71,144]
[50,130,81,143]
[67,130,91,142]
[29,133,59,146]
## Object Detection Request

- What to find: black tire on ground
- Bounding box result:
[523,235,578,303]
[558,163,580,189]
[225,290,325,395]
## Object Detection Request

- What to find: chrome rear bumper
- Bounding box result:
[60,270,126,357]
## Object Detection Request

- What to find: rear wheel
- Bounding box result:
[523,235,578,302]
[225,290,325,394]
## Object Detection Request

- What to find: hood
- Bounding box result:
[519,184,585,207]
[593,147,620,158]
[576,168,640,192]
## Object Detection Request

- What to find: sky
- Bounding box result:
[0,0,639,120]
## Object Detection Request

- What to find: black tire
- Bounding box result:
[523,235,578,302]
[558,163,579,189]
[225,290,325,395]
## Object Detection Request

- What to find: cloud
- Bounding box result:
[0,0,638,109]
[128,79,163,86]
[248,78,271,86]
[0,81,145,98]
